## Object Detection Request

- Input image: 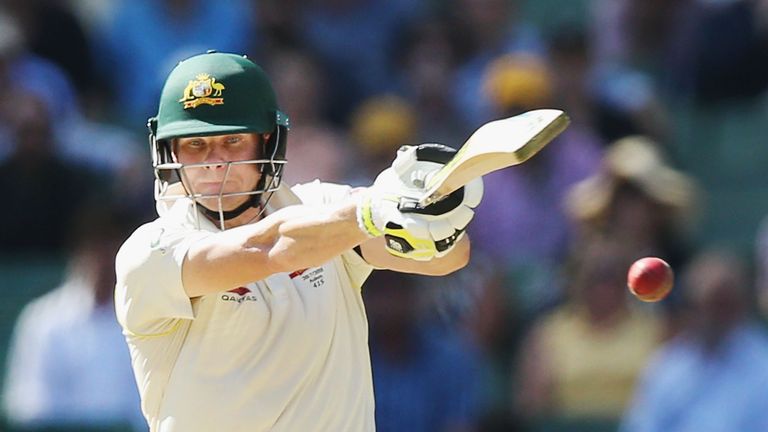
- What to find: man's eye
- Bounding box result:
[186,140,204,148]
[225,136,242,144]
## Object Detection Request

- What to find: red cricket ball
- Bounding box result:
[627,257,674,302]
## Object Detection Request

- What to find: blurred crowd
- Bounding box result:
[2,0,768,431]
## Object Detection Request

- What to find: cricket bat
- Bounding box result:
[418,109,570,207]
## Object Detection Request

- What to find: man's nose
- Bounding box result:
[204,147,227,169]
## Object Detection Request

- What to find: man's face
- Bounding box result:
[173,132,265,211]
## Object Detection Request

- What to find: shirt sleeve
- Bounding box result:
[340,249,374,291]
[114,222,211,336]
[291,180,355,206]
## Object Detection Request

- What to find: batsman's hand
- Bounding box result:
[374,143,484,258]
[356,186,441,261]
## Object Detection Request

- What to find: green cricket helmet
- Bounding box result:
[148,51,290,226]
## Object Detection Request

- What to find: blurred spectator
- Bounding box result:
[666,0,768,103]
[590,63,670,142]
[348,94,419,183]
[67,0,121,33]
[0,8,80,152]
[481,54,554,115]
[589,0,680,139]
[365,270,482,432]
[95,0,255,125]
[755,216,768,317]
[589,0,768,133]
[4,0,97,100]
[2,202,144,430]
[422,253,524,431]
[469,53,603,313]
[450,0,545,126]
[514,238,664,425]
[621,249,768,432]
[565,135,698,274]
[0,91,107,255]
[0,16,16,158]
[547,26,596,129]
[259,0,307,54]
[0,8,143,183]
[396,17,469,146]
[548,25,641,143]
[267,50,352,186]
[300,0,425,123]
[590,0,692,73]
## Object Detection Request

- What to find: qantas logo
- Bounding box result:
[221,286,258,303]
[228,287,250,296]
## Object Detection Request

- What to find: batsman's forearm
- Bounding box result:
[266,200,369,270]
[183,200,368,297]
[359,234,470,276]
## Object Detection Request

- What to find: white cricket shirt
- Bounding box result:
[115,182,375,432]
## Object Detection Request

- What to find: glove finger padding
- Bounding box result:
[383,219,438,262]
[435,226,466,254]
[428,218,455,242]
[445,205,475,233]
[462,177,484,208]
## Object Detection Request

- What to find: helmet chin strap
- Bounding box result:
[200,192,262,222]
[199,174,269,223]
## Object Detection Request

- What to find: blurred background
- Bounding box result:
[2,0,768,431]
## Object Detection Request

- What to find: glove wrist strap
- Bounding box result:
[356,192,385,238]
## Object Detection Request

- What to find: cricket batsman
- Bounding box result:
[114,51,483,431]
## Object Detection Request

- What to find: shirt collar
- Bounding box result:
[161,197,221,233]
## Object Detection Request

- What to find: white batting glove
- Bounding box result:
[355,186,439,261]
[374,143,484,258]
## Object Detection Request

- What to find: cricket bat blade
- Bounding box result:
[418,109,570,207]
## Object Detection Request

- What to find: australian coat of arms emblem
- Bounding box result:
[179,73,225,109]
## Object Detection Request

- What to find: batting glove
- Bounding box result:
[355,186,440,261]
[374,143,484,258]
